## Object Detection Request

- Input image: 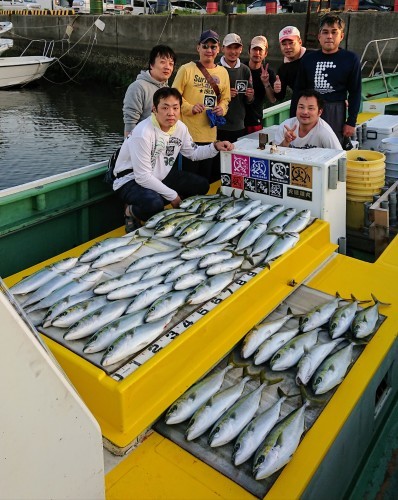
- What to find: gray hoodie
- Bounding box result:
[123,70,169,136]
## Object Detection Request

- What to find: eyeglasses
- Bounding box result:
[201,44,218,51]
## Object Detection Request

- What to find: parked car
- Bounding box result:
[169,0,206,14]
[246,0,283,14]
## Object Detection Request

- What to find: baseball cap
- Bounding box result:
[199,30,220,44]
[250,36,268,51]
[222,33,243,47]
[279,26,301,42]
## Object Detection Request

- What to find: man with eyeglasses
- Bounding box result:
[173,30,231,182]
[244,35,276,134]
[273,26,306,107]
[291,14,361,145]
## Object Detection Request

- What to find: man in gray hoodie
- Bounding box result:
[123,45,176,137]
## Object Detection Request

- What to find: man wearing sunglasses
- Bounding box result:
[173,30,231,182]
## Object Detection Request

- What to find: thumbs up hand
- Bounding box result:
[274,75,281,93]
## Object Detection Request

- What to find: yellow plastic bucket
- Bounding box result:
[346,150,385,206]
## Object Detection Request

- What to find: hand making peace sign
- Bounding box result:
[283,124,297,144]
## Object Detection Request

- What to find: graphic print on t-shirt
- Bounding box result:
[314,61,336,94]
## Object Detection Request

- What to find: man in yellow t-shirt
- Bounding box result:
[173,29,231,182]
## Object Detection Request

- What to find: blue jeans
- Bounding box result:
[116,165,209,221]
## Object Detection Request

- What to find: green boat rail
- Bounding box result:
[0,162,124,278]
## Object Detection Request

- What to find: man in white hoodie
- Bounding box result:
[114,87,234,231]
[123,45,176,137]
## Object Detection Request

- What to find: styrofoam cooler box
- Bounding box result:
[220,138,347,244]
[237,125,279,144]
[360,115,398,151]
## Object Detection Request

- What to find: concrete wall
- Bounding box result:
[1,12,397,84]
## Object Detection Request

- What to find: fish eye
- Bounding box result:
[107,346,114,353]
[234,443,240,451]
[302,317,308,324]
[257,456,265,465]
[213,426,220,434]
[314,376,322,385]
[90,335,98,341]
[273,354,280,360]
[168,405,177,414]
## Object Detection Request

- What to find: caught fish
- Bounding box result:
[296,338,345,386]
[252,204,285,225]
[173,270,208,290]
[93,270,145,295]
[205,256,245,276]
[200,219,239,245]
[100,313,174,366]
[145,289,191,322]
[79,237,136,263]
[52,295,109,328]
[83,308,148,354]
[329,295,361,339]
[312,343,354,394]
[241,308,294,359]
[241,203,272,221]
[180,243,229,260]
[126,248,183,272]
[268,207,297,230]
[265,232,300,263]
[252,227,283,256]
[200,198,234,218]
[235,222,269,253]
[252,402,308,480]
[126,283,174,313]
[198,251,234,269]
[165,365,233,424]
[25,271,104,313]
[178,219,217,243]
[42,291,94,328]
[299,293,341,332]
[232,390,286,466]
[230,199,262,219]
[10,257,78,295]
[270,329,319,371]
[164,258,200,283]
[186,271,235,306]
[186,376,251,441]
[253,328,299,365]
[91,242,143,268]
[212,220,251,244]
[154,214,199,238]
[106,276,164,300]
[145,208,186,228]
[208,383,266,447]
[21,264,90,308]
[283,209,311,233]
[351,294,390,339]
[141,259,184,280]
[63,299,130,341]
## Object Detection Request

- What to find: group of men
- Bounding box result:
[114,14,361,231]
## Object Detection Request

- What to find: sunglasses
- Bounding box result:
[201,44,218,51]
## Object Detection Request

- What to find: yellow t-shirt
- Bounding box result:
[172,61,231,143]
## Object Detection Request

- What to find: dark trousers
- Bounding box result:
[321,101,346,145]
[182,142,217,183]
[116,165,209,221]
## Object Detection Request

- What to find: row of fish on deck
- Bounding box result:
[10,193,310,368]
[163,286,387,482]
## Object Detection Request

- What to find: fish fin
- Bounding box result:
[277,386,299,399]
[371,293,391,307]
[299,384,327,406]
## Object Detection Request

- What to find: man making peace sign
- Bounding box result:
[244,36,276,134]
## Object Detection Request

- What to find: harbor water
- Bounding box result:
[0,80,126,190]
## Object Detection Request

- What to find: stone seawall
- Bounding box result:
[1,12,397,86]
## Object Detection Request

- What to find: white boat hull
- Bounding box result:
[0,55,54,88]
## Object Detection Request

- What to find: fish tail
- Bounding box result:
[371,293,391,307]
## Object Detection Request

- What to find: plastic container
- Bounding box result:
[206,1,218,12]
[344,0,359,9]
[379,137,398,182]
[360,115,398,151]
[265,1,277,13]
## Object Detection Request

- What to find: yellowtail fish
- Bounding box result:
[299,293,342,332]
[52,295,109,328]
[351,294,390,339]
[10,257,78,295]
[312,343,354,394]
[165,365,233,425]
[91,242,143,268]
[252,402,308,480]
[186,271,235,306]
[253,328,299,365]
[42,290,94,328]
[270,329,319,371]
[283,209,311,233]
[78,237,136,263]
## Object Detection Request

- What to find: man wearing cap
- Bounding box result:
[274,26,306,105]
[291,14,361,145]
[217,33,254,143]
[172,30,230,182]
[244,35,276,134]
